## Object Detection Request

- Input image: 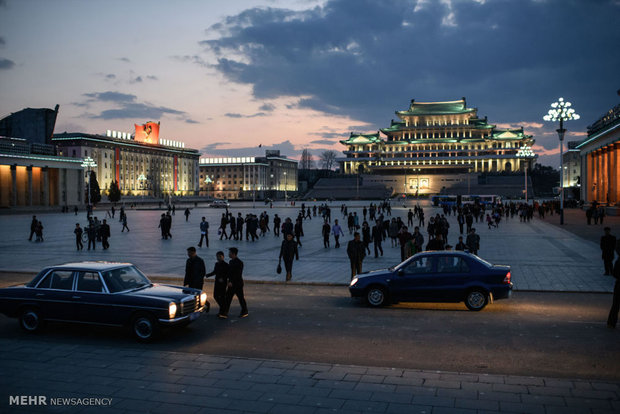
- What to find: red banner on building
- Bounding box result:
[134,121,160,144]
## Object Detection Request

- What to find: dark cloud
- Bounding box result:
[200,140,342,160]
[203,0,620,156]
[0,57,14,70]
[105,74,116,80]
[84,91,136,103]
[310,139,340,145]
[93,103,185,120]
[117,57,131,63]
[131,76,143,83]
[0,37,5,47]
[224,112,267,118]
[81,90,187,120]
[310,132,342,139]
[259,103,275,112]
[171,55,208,68]
[146,75,158,81]
[185,119,200,124]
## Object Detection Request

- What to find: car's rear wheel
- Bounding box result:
[366,286,387,307]
[465,289,488,311]
[19,307,44,332]
[131,313,159,342]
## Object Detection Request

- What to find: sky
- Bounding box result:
[0,0,619,167]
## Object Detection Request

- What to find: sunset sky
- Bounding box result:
[0,0,618,167]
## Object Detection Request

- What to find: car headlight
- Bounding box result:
[168,302,177,319]
[350,277,358,287]
[200,292,207,307]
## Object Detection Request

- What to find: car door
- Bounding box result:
[36,270,76,321]
[74,271,116,325]
[390,256,436,301]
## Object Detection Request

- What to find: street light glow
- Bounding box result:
[543,98,580,123]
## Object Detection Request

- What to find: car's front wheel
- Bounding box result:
[131,313,159,342]
[465,289,488,311]
[366,286,387,307]
[19,307,44,332]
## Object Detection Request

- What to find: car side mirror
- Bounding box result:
[397,269,404,277]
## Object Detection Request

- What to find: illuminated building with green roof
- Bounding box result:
[338,98,537,195]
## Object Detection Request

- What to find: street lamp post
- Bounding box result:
[81,156,97,214]
[543,97,580,225]
[516,145,534,204]
[138,173,147,202]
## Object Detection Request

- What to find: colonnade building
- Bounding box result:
[53,124,200,197]
[338,98,537,195]
[577,102,620,206]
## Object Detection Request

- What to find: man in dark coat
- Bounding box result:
[279,233,299,281]
[466,228,480,255]
[198,217,209,247]
[184,247,206,291]
[281,217,294,238]
[87,220,97,250]
[236,213,244,240]
[74,223,83,251]
[347,232,366,279]
[322,221,331,248]
[601,227,617,275]
[159,214,167,239]
[607,241,620,328]
[100,219,111,250]
[29,215,37,241]
[225,247,248,317]
[205,251,229,318]
[273,214,281,237]
[372,221,383,258]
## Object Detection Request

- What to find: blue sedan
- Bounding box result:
[349,251,512,311]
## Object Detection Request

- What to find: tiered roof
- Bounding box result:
[396,98,475,116]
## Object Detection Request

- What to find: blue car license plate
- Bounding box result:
[190,311,201,321]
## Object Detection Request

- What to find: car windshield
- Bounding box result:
[101,266,151,293]
[471,255,493,268]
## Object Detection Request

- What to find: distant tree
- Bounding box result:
[107,180,121,203]
[86,171,102,204]
[319,150,338,170]
[300,148,316,170]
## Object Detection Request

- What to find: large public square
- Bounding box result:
[1,200,619,413]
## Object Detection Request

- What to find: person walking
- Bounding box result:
[165,213,173,238]
[347,232,366,280]
[281,217,293,238]
[372,221,383,257]
[407,209,414,227]
[205,251,229,318]
[601,227,617,275]
[398,226,412,262]
[87,221,97,250]
[457,212,465,234]
[184,208,191,222]
[74,223,83,251]
[198,217,209,248]
[219,213,229,240]
[100,219,111,250]
[121,214,130,232]
[412,226,424,253]
[28,215,37,241]
[225,247,248,318]
[322,220,331,248]
[279,233,299,281]
[607,242,620,328]
[236,213,244,240]
[332,219,344,248]
[34,220,44,242]
[294,218,303,247]
[273,214,281,237]
[159,214,167,239]
[466,228,480,255]
[455,236,467,251]
[184,247,206,291]
[362,221,371,255]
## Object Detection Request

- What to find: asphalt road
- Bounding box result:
[1,276,618,382]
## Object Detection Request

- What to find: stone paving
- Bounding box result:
[1,338,619,414]
[0,200,615,292]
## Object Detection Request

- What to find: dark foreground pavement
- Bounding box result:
[2,338,619,414]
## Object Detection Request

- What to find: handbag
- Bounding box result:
[276,259,282,274]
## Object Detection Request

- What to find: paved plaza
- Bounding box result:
[2,337,619,414]
[0,200,615,292]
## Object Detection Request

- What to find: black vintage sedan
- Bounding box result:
[0,262,209,341]
[349,251,512,311]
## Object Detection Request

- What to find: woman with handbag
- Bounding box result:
[279,233,299,281]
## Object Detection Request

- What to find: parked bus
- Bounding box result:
[432,194,501,207]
